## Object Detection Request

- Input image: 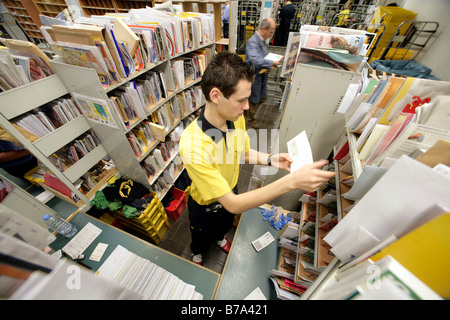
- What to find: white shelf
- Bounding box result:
[63,144,108,183]
[0,75,68,120]
[33,116,91,157]
[0,75,92,206]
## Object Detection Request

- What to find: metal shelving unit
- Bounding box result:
[0,75,109,207]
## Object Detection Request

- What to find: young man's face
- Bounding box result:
[218,79,252,122]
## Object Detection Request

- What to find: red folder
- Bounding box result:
[44,173,72,198]
[333,141,349,161]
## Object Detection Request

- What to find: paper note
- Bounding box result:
[89,242,108,262]
[244,287,267,300]
[252,231,275,252]
[264,53,284,62]
[62,222,102,259]
[287,130,313,173]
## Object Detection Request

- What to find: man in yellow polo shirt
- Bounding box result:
[180,51,335,265]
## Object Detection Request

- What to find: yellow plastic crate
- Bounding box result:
[373,6,417,24]
[24,166,44,186]
[245,25,255,43]
[149,217,170,244]
[117,208,168,233]
[370,47,413,61]
[114,190,168,227]
[133,201,167,226]
[371,6,417,50]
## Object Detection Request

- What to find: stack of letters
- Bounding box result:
[337,70,450,169]
[96,245,203,300]
[12,97,84,138]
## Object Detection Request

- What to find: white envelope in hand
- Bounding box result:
[287,130,313,173]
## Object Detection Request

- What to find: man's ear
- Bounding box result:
[209,87,221,104]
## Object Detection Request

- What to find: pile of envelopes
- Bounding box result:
[96,244,203,299]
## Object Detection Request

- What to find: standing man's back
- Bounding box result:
[276,1,296,46]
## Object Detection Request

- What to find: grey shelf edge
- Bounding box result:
[301,257,341,300]
[0,172,59,227]
[0,75,68,120]
[346,127,363,180]
[334,159,344,222]
[33,116,91,157]
[63,144,108,183]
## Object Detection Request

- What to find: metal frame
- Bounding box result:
[0,12,32,42]
[331,11,373,27]
[236,0,262,54]
[379,20,439,61]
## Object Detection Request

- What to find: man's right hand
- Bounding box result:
[272,60,280,68]
[289,160,336,193]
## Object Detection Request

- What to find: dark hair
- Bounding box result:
[201,51,256,102]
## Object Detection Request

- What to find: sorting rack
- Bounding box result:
[379,20,439,61]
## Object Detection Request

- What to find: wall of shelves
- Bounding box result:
[1,32,213,245]
[50,41,212,191]
[296,69,450,299]
[78,0,119,16]
[2,0,43,39]
[3,0,231,50]
[299,140,448,300]
[171,0,236,52]
[33,0,68,18]
[0,75,116,208]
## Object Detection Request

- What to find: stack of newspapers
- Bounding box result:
[96,245,203,300]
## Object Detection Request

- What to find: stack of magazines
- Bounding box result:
[39,7,215,87]
[281,25,377,79]
[0,39,55,92]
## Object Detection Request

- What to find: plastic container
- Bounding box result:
[24,166,44,186]
[164,187,186,221]
[42,214,77,238]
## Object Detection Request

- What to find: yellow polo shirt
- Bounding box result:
[179,108,250,205]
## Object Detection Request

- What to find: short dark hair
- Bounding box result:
[201,51,255,102]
